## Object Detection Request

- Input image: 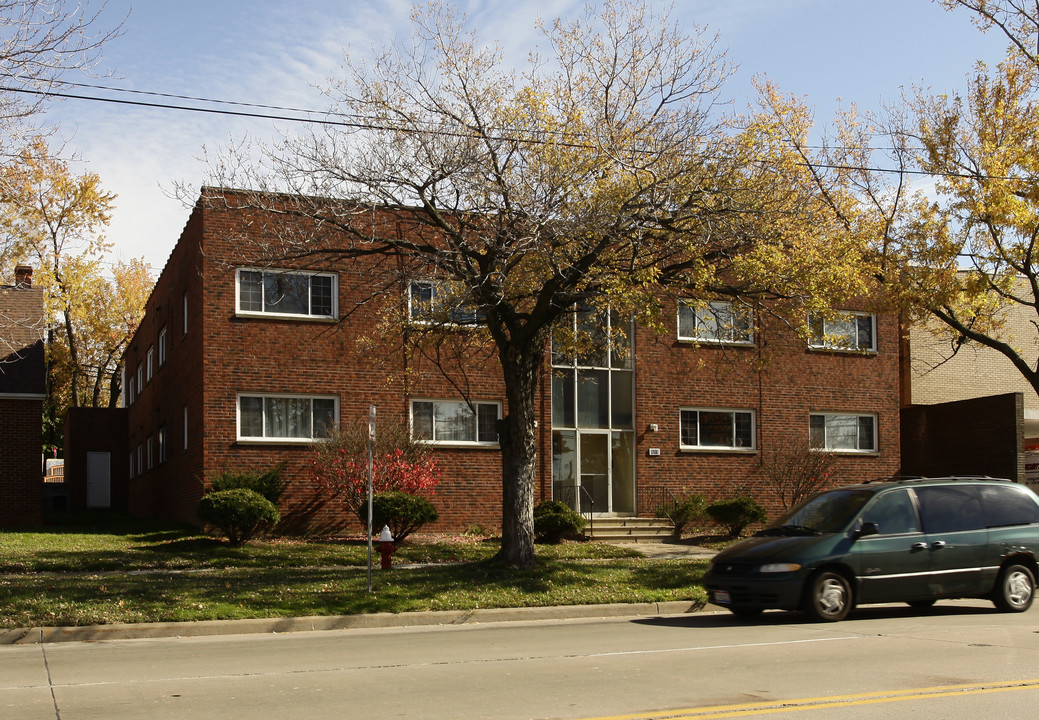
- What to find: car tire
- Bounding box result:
[992,564,1035,613]
[803,571,853,622]
[729,605,763,619]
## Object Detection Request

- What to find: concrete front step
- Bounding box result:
[585,517,676,543]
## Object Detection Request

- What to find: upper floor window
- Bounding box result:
[146,346,154,382]
[680,408,755,450]
[409,279,484,325]
[237,268,337,319]
[810,412,877,453]
[808,311,876,352]
[237,393,338,442]
[678,301,753,345]
[411,399,500,445]
[158,326,167,366]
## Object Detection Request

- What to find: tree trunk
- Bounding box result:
[495,340,544,567]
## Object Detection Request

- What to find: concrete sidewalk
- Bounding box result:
[0,541,717,646]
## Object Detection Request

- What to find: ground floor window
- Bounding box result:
[810,413,876,452]
[410,399,500,445]
[680,408,755,450]
[237,394,338,441]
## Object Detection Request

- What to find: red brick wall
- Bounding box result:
[0,396,43,526]
[631,304,901,512]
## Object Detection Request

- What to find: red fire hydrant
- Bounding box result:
[377,525,396,569]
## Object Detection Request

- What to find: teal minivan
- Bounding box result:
[703,477,1039,621]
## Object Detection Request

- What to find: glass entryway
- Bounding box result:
[551,308,635,515]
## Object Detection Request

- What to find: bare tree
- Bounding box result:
[203,1,874,567]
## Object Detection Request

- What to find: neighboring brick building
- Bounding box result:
[901,277,1039,487]
[0,265,46,526]
[120,190,901,534]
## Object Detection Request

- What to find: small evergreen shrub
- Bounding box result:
[369,491,439,543]
[533,500,587,543]
[197,488,280,546]
[656,492,707,537]
[706,496,768,538]
[209,464,285,504]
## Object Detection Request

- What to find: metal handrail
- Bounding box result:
[554,485,594,537]
[641,485,680,524]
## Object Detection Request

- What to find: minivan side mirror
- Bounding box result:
[852,521,880,539]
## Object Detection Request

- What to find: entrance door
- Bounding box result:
[578,432,610,514]
[86,451,111,509]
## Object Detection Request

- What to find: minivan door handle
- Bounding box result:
[931,541,947,550]
[912,542,928,550]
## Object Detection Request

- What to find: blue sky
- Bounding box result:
[41,0,1010,271]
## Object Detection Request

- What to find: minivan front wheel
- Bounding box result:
[804,571,853,622]
[993,564,1035,613]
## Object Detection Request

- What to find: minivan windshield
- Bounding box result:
[760,488,875,536]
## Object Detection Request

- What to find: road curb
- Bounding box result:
[1,600,708,645]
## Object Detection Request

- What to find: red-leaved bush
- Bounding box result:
[310,422,440,526]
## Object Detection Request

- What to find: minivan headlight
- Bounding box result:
[757,563,802,573]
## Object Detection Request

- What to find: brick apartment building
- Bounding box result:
[117,189,901,534]
[0,265,46,526]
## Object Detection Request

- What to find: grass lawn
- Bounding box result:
[0,513,711,628]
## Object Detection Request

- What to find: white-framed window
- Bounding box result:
[237,393,338,442]
[236,268,337,319]
[127,375,135,406]
[158,326,167,366]
[183,405,188,450]
[128,451,135,479]
[146,435,154,470]
[808,311,876,352]
[678,300,753,345]
[810,413,877,453]
[680,408,755,450]
[146,346,154,383]
[136,363,143,393]
[409,279,484,325]
[411,399,500,445]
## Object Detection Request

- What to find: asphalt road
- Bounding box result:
[3,600,1039,720]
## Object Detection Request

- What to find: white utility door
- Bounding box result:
[86,451,112,508]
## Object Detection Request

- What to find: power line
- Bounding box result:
[0,80,1029,183]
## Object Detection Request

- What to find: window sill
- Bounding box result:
[811,448,880,456]
[678,447,758,455]
[807,347,877,356]
[416,441,501,450]
[234,311,338,323]
[677,339,755,348]
[236,438,330,446]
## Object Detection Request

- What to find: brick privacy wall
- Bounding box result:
[122,193,901,533]
[63,407,129,511]
[0,397,43,526]
[901,392,1024,482]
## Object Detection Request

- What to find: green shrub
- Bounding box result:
[655,493,707,537]
[208,464,285,504]
[369,491,439,543]
[197,488,280,546]
[706,496,767,538]
[533,500,587,544]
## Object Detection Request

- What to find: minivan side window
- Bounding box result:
[979,485,1039,527]
[916,486,984,533]
[861,489,919,535]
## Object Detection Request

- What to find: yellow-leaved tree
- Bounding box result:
[0,138,152,449]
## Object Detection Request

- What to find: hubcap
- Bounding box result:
[1007,571,1034,607]
[818,578,846,615]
